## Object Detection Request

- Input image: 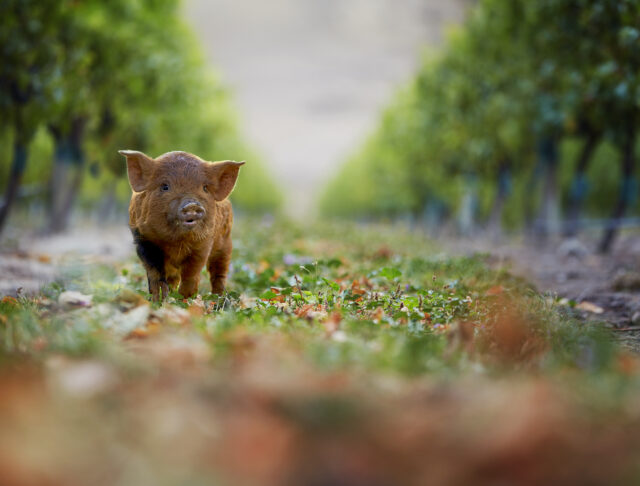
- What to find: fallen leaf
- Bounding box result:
[152,305,191,326]
[616,353,640,375]
[372,307,385,323]
[485,285,504,296]
[126,322,160,339]
[115,288,147,309]
[188,295,206,316]
[257,260,270,273]
[575,301,604,314]
[373,245,392,259]
[295,304,327,321]
[103,303,151,335]
[351,280,367,296]
[322,311,342,334]
[31,336,48,351]
[1,296,19,306]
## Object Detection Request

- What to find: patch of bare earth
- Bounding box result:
[449,232,640,352]
[0,225,133,296]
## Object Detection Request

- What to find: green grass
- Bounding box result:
[0,219,621,376]
[3,219,640,485]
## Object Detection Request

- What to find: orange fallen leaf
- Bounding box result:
[188,295,206,316]
[322,311,342,334]
[575,301,604,314]
[372,307,385,322]
[1,296,19,306]
[373,245,393,259]
[126,322,160,339]
[617,353,640,375]
[351,280,367,296]
[485,285,504,296]
[37,254,52,264]
[295,304,327,321]
[31,336,48,351]
[188,304,205,317]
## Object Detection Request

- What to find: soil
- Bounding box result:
[449,231,640,352]
[0,224,133,296]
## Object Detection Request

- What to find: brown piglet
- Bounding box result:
[120,150,244,301]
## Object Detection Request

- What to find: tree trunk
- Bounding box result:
[0,140,28,236]
[98,180,117,221]
[487,160,510,238]
[48,118,86,233]
[535,137,560,239]
[523,161,542,236]
[599,120,636,254]
[564,131,600,237]
[458,174,477,237]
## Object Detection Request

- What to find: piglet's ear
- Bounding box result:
[119,150,154,192]
[206,160,245,201]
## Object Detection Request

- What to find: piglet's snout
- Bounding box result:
[179,199,205,222]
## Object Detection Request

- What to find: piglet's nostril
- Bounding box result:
[179,201,205,221]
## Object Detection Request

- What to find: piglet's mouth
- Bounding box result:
[181,219,199,229]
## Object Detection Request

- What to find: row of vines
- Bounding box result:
[321,0,640,252]
[0,0,281,236]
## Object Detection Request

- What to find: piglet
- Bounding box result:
[120,150,244,301]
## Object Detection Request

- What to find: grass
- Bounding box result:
[1,219,640,485]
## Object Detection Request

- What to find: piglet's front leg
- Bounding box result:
[133,230,169,302]
[178,254,208,298]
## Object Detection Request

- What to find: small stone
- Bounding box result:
[557,238,589,260]
[631,311,640,325]
[58,290,93,308]
[47,357,118,398]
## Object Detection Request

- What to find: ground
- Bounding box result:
[2,220,640,485]
[449,232,640,351]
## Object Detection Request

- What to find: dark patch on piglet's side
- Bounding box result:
[132,228,165,280]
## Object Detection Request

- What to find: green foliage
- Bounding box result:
[321,0,640,227]
[0,0,281,219]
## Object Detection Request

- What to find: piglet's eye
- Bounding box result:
[203,184,208,193]
[161,183,170,192]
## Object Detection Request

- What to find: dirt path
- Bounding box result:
[447,232,640,350]
[0,224,133,296]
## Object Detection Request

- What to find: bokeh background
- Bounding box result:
[184,0,467,217]
[3,3,640,485]
[1,0,639,253]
